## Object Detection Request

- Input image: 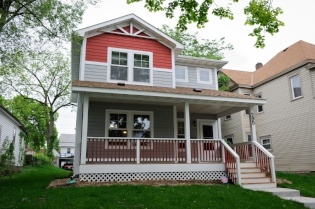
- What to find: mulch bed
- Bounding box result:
[47,178,223,188]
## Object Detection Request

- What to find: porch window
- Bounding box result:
[260,136,271,150]
[175,66,188,82]
[108,48,152,84]
[224,135,233,145]
[289,74,302,99]
[133,114,151,138]
[247,133,252,141]
[197,68,213,84]
[108,113,128,137]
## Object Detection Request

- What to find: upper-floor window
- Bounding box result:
[197,68,213,84]
[108,48,152,85]
[67,148,71,154]
[175,66,188,82]
[255,94,263,113]
[289,74,302,99]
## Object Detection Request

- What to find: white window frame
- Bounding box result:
[177,118,185,138]
[260,136,271,151]
[105,109,154,149]
[175,66,188,82]
[67,148,71,154]
[107,47,153,86]
[246,133,252,142]
[289,74,303,100]
[197,68,213,84]
[255,93,264,113]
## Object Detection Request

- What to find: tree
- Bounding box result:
[0,0,96,62]
[218,74,230,91]
[1,50,72,157]
[161,24,233,60]
[127,0,284,48]
[3,96,47,151]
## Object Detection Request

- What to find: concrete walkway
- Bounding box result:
[249,187,315,209]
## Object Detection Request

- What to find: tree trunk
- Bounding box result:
[45,109,54,159]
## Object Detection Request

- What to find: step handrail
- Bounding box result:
[252,141,276,183]
[220,140,241,185]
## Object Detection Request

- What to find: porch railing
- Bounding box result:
[86,137,225,164]
[232,141,276,183]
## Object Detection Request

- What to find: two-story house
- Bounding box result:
[71,14,276,188]
[220,40,315,172]
[59,134,75,157]
[0,105,26,166]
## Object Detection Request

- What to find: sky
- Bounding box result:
[56,0,315,135]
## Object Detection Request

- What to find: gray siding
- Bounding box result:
[88,102,174,138]
[311,69,315,98]
[71,42,81,81]
[253,66,315,172]
[153,70,172,87]
[84,64,107,82]
[176,66,216,90]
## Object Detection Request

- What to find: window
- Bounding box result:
[175,66,188,82]
[108,48,152,84]
[224,115,231,120]
[290,74,302,99]
[177,119,185,138]
[225,135,233,145]
[107,110,152,138]
[67,148,71,154]
[12,127,16,145]
[260,136,271,150]
[255,94,263,113]
[197,68,213,84]
[247,133,252,141]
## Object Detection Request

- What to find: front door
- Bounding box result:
[197,120,219,161]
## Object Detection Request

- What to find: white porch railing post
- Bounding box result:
[236,156,242,185]
[270,157,276,182]
[249,106,257,162]
[136,139,140,164]
[221,142,225,163]
[184,102,191,163]
[80,95,89,164]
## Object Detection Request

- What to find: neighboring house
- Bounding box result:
[220,40,315,172]
[71,14,275,188]
[59,134,75,157]
[0,105,26,166]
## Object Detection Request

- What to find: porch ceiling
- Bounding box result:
[73,81,265,118]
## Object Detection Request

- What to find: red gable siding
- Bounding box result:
[86,33,172,69]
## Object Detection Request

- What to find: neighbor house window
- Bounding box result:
[225,135,234,145]
[255,94,264,113]
[175,66,188,82]
[197,68,213,84]
[67,148,71,154]
[260,136,271,150]
[109,48,152,84]
[290,74,302,99]
[224,115,231,120]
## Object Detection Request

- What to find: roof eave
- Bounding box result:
[175,55,228,68]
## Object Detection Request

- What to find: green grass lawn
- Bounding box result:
[277,172,315,198]
[0,166,306,209]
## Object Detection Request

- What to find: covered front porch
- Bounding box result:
[72,81,275,187]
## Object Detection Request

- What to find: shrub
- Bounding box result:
[33,153,51,166]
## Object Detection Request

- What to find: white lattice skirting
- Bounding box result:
[80,171,226,182]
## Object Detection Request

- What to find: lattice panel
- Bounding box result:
[80,171,226,182]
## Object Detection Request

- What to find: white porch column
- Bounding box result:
[249,106,257,142]
[74,94,83,174]
[80,95,89,164]
[173,105,178,162]
[184,102,191,163]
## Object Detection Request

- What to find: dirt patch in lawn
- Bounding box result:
[48,178,223,188]
[276,178,292,184]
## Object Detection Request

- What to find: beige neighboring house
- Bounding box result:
[220,40,315,172]
[59,134,75,157]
